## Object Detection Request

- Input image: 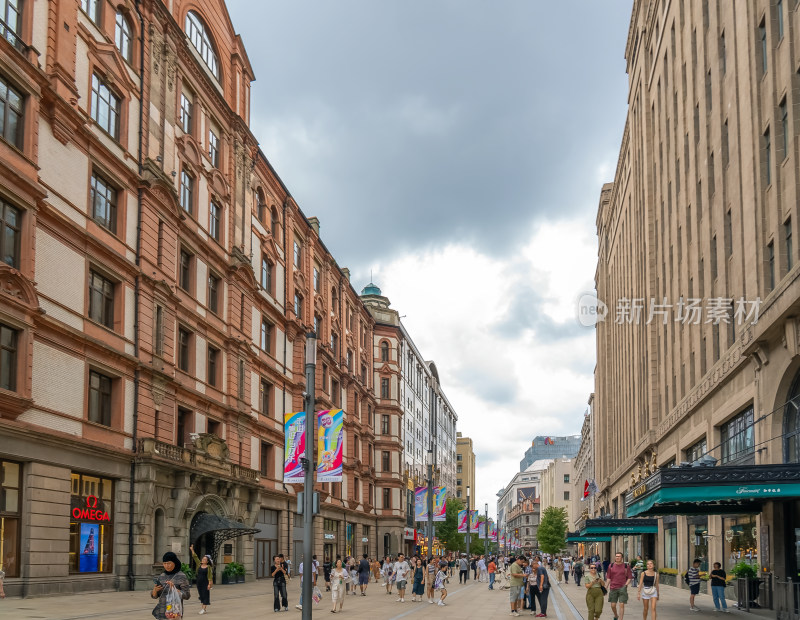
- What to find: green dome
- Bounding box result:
[361,282,382,296]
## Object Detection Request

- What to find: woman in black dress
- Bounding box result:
[189,544,214,615]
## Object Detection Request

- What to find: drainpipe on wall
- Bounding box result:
[129,0,146,592]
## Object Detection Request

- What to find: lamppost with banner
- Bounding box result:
[484,503,489,559]
[301,332,316,620]
[466,484,470,576]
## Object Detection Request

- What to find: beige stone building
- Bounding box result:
[456,432,476,502]
[540,458,575,528]
[592,0,800,606]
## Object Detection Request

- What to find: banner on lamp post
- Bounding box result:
[316,409,344,482]
[283,411,306,483]
[433,486,447,521]
[457,509,468,533]
[415,487,428,521]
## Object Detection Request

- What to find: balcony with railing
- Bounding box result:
[1,18,38,64]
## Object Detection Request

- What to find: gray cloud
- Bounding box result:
[228,0,632,266]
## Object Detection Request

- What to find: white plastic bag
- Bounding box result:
[164,583,183,619]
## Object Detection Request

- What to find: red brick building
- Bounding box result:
[0,0,403,596]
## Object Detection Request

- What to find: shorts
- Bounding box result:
[641,587,658,600]
[509,585,523,602]
[359,573,369,585]
[690,583,700,595]
[608,587,629,604]
[396,579,407,590]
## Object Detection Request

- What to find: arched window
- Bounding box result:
[271,206,279,238]
[785,371,800,463]
[380,341,389,362]
[115,11,133,63]
[185,11,219,80]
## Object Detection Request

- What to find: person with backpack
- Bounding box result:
[573,557,584,587]
[605,552,633,620]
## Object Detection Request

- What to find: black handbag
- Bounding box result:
[600,584,608,596]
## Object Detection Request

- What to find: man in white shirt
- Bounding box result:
[393,553,411,603]
[295,558,318,610]
[478,556,487,582]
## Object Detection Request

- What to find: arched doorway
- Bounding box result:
[785,371,800,463]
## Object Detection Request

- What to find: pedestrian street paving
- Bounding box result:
[0,569,784,619]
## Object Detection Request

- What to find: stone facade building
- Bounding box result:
[0,0,402,597]
[594,0,800,603]
[540,458,575,528]
[360,283,459,556]
[455,432,475,501]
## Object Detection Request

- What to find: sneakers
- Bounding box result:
[429,600,435,604]
[295,605,302,610]
[401,598,405,603]
[199,611,206,616]
[690,607,700,612]
[397,598,402,602]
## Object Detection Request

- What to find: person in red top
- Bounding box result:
[605,552,633,620]
[487,558,497,590]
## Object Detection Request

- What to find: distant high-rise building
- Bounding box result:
[520,435,581,471]
[456,433,476,501]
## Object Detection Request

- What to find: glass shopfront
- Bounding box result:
[0,460,21,577]
[723,515,758,571]
[664,525,678,569]
[687,515,709,572]
[346,523,354,557]
[69,472,113,574]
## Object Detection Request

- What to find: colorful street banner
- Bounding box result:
[433,486,447,521]
[415,487,428,521]
[283,411,306,483]
[457,509,468,533]
[317,409,344,482]
[490,522,498,539]
[478,522,487,539]
[470,510,479,531]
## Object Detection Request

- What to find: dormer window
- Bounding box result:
[185,11,219,81]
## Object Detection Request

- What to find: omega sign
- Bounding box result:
[72,495,111,522]
[632,483,648,499]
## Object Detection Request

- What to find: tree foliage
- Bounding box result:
[437,496,465,553]
[537,506,568,555]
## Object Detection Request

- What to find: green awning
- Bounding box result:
[584,525,657,534]
[566,535,612,543]
[627,483,800,517]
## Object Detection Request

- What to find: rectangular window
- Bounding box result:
[88,270,115,329]
[176,407,192,446]
[346,349,352,372]
[313,266,320,292]
[768,241,776,290]
[781,98,789,159]
[787,219,794,271]
[207,418,221,437]
[260,442,273,477]
[664,526,678,569]
[0,74,23,148]
[381,414,389,434]
[721,406,755,465]
[88,370,112,426]
[331,332,338,357]
[711,235,718,280]
[382,488,391,509]
[760,19,768,75]
[260,378,272,415]
[765,128,772,186]
[69,473,113,574]
[720,31,726,75]
[722,120,729,166]
[80,0,101,24]
[90,74,120,139]
[208,129,219,167]
[180,170,194,214]
[381,451,390,471]
[180,93,192,134]
[563,491,570,501]
[0,200,21,269]
[260,318,273,354]
[778,0,785,39]
[293,239,301,269]
[207,345,219,387]
[322,364,328,391]
[154,305,164,356]
[685,437,707,463]
[314,315,321,339]
[380,377,390,399]
[294,293,303,319]
[237,358,244,398]
[261,256,273,294]
[207,272,220,314]
[331,379,339,407]
[157,220,164,267]
[209,202,221,241]
[563,474,570,483]
[725,210,732,257]
[177,327,191,372]
[0,323,18,391]
[0,460,21,577]
[179,248,192,292]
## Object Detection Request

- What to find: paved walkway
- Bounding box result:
[0,571,780,619]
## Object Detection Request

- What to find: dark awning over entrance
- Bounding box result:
[626,463,800,517]
[582,518,658,535]
[190,513,259,561]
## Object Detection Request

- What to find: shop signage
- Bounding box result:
[403,527,415,540]
[725,529,734,542]
[324,533,335,540]
[633,483,648,499]
[72,495,111,522]
[361,537,368,542]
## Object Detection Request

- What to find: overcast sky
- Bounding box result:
[227,0,633,521]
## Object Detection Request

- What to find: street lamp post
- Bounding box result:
[466,484,470,577]
[427,445,433,561]
[301,332,316,620]
[484,503,488,559]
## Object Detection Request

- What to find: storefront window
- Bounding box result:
[346,523,354,557]
[69,473,114,573]
[687,516,709,572]
[664,527,678,569]
[723,515,758,571]
[0,460,21,577]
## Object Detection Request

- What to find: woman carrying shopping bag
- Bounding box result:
[151,551,191,619]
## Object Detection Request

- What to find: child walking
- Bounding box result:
[435,564,448,606]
